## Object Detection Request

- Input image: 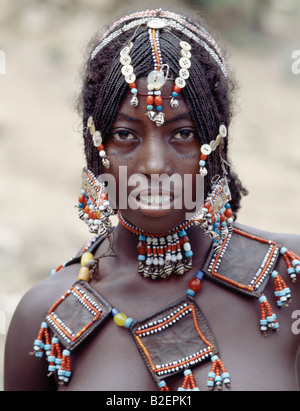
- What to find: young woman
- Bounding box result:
[4,9,300,391]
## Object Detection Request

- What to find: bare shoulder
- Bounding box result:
[235,221,300,253]
[4,263,79,391]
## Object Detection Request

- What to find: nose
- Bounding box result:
[137,133,172,176]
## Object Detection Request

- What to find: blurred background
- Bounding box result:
[0,0,300,390]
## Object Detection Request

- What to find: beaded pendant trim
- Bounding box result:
[32,280,112,383]
[202,226,299,336]
[46,281,112,351]
[130,296,218,383]
[203,227,281,298]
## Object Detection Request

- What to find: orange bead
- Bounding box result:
[174,85,181,93]
[154,95,163,106]
[146,95,154,105]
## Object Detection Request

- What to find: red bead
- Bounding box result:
[179,236,189,245]
[97,144,105,151]
[78,194,86,204]
[137,241,147,255]
[188,278,202,292]
[225,208,233,218]
[129,82,136,89]
[200,154,207,161]
[220,213,226,222]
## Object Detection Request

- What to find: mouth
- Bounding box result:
[127,189,177,217]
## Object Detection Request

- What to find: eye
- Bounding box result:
[172,130,196,141]
[112,130,136,142]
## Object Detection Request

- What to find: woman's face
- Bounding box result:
[104,78,203,234]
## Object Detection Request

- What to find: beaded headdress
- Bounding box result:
[90,9,227,127]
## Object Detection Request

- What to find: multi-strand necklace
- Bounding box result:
[117,210,194,279]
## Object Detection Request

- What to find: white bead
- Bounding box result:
[121,64,133,76]
[180,41,191,51]
[99,150,106,157]
[175,77,186,88]
[183,243,191,251]
[179,57,191,69]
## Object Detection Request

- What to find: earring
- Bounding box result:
[194,124,232,252]
[87,116,110,169]
[77,167,113,237]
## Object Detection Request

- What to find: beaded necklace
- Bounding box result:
[32,225,299,390]
[117,210,195,279]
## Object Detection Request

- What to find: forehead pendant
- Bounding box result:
[119,18,192,127]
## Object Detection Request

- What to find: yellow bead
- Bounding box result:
[77,266,90,282]
[113,313,128,327]
[81,252,94,267]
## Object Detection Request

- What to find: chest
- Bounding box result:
[58,278,300,391]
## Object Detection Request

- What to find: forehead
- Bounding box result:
[116,77,192,124]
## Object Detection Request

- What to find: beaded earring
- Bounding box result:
[77,167,113,237]
[194,125,233,253]
[87,116,110,169]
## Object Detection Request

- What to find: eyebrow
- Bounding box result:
[115,112,142,123]
[164,112,193,124]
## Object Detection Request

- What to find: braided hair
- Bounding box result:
[78,10,247,218]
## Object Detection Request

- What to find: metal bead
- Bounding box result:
[170,97,179,108]
[130,95,139,107]
[155,112,164,127]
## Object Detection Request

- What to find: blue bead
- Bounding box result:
[186,288,195,296]
[195,270,204,280]
[199,160,206,167]
[158,380,166,388]
[138,255,146,261]
[62,349,71,357]
[112,308,119,316]
[48,365,56,372]
[225,203,231,209]
[185,250,193,258]
[131,88,137,94]
[78,203,84,208]
[156,105,162,111]
[124,317,134,329]
[81,189,86,195]
[172,91,178,97]
[280,247,287,255]
[139,235,146,241]
[147,105,153,111]
[179,230,187,237]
